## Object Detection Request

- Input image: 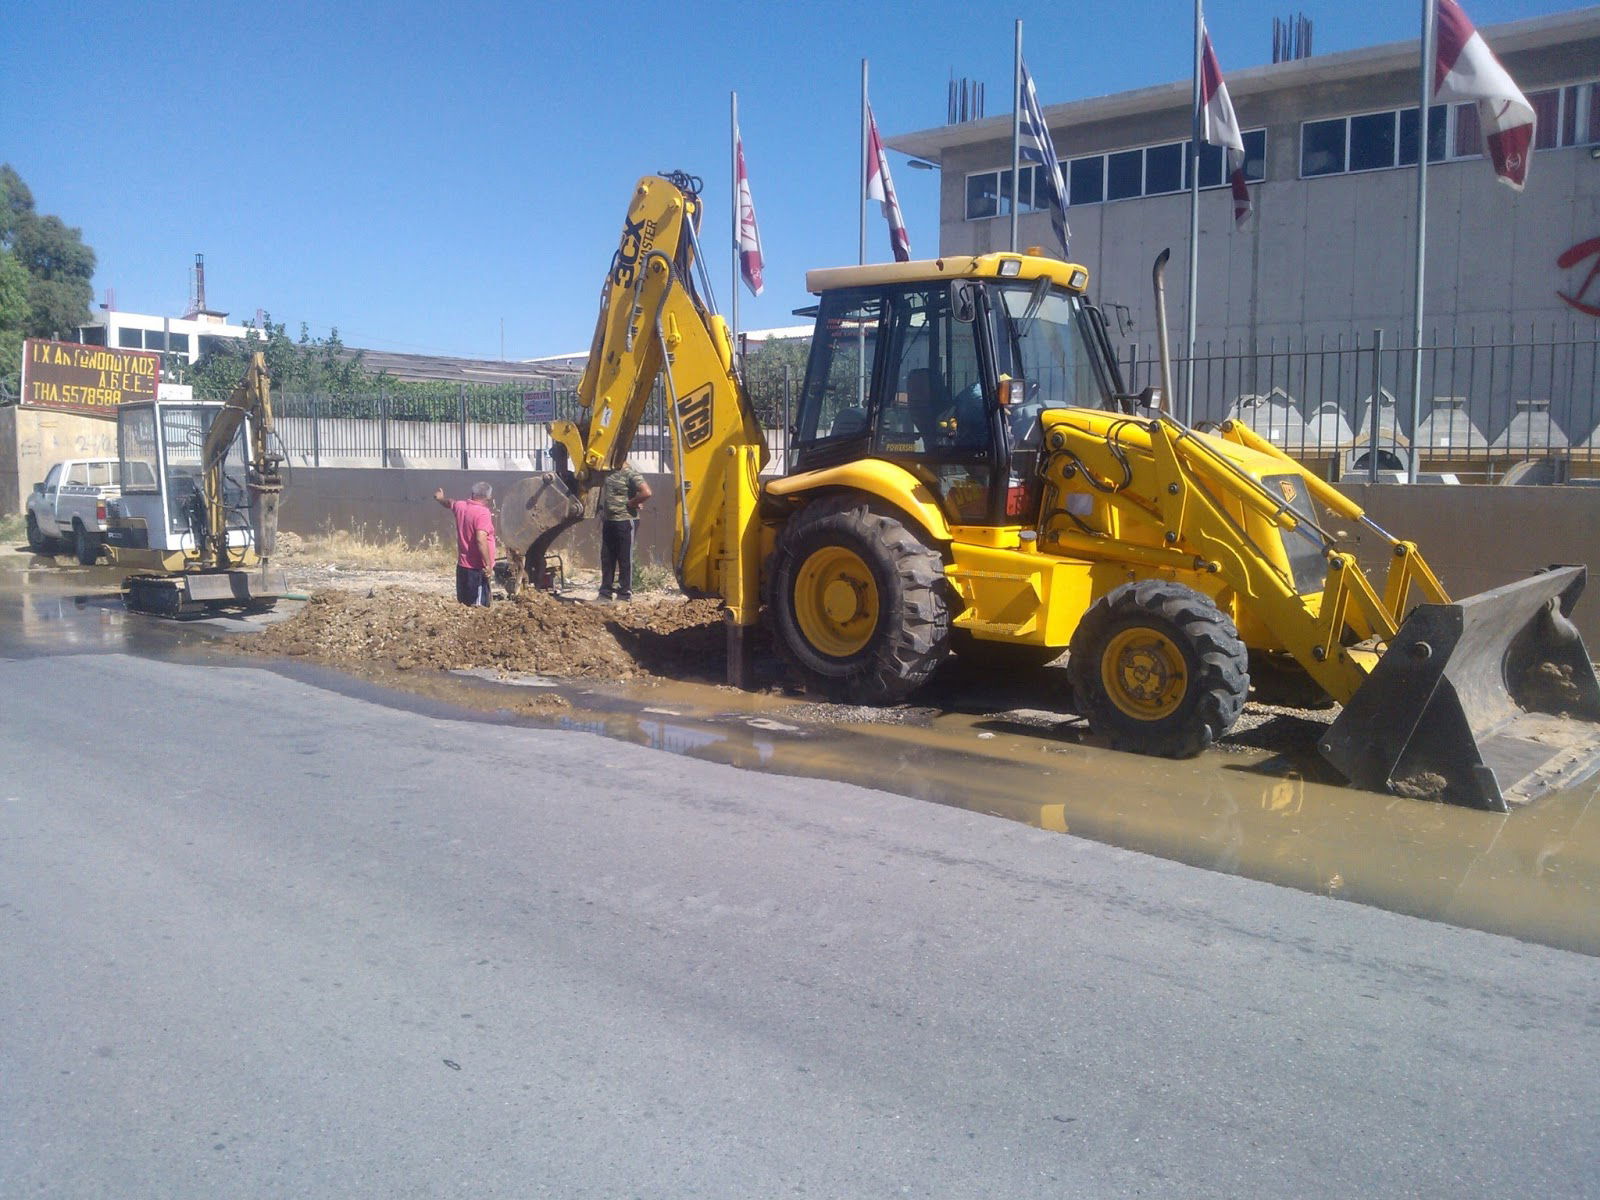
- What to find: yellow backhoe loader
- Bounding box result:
[107,351,288,615]
[508,172,1600,811]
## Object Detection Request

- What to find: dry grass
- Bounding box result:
[279,522,450,571]
[0,513,25,544]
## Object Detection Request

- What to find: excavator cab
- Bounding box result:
[790,273,1125,528]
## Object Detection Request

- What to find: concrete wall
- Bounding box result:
[1331,482,1600,644]
[278,466,1600,642]
[278,467,676,574]
[0,406,120,516]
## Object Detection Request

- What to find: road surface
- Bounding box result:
[3,650,1598,1197]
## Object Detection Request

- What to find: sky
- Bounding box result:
[1,0,1581,361]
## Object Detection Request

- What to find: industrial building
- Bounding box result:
[888,8,1600,456]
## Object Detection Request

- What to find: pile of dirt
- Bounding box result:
[252,589,729,683]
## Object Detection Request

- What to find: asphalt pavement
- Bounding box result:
[3,651,1598,1198]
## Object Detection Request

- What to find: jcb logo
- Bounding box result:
[610,215,656,288]
[678,385,714,449]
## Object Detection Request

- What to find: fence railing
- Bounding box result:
[269,325,1599,483]
[1122,322,1600,480]
[273,373,797,473]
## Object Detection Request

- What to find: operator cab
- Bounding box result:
[789,258,1130,527]
[107,399,254,558]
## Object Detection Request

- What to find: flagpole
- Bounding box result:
[1009,20,1022,252]
[1407,0,1435,484]
[860,59,869,266]
[731,90,740,361]
[1185,0,1203,425]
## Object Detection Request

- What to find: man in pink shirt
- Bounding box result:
[433,482,497,606]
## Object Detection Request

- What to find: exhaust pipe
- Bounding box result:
[1150,249,1173,418]
[1320,565,1600,810]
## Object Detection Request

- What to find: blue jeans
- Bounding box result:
[456,565,490,606]
[599,519,635,599]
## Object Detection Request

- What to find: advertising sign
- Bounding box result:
[522,386,556,422]
[20,338,160,416]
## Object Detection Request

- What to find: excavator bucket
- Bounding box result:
[1320,566,1600,811]
[498,470,586,591]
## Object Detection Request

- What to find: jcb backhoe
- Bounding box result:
[508,172,1600,811]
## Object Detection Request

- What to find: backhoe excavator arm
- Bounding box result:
[197,351,282,572]
[545,174,768,604]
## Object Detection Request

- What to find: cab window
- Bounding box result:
[793,289,882,468]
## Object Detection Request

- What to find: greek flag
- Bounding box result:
[1019,63,1070,256]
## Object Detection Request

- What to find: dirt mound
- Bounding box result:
[253,588,729,682]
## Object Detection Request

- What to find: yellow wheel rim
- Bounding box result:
[793,545,880,658]
[1101,627,1188,720]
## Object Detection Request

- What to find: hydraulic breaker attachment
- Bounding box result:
[499,470,586,591]
[1320,566,1600,811]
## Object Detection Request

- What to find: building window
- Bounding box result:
[1106,149,1142,201]
[1306,82,1596,179]
[79,326,107,346]
[1398,105,1449,165]
[1301,118,1346,176]
[117,328,143,349]
[1144,142,1183,194]
[966,129,1266,220]
[965,172,1002,220]
[1068,156,1104,205]
[1348,111,1397,172]
[1187,130,1267,187]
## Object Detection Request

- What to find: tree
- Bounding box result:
[187,314,368,400]
[0,251,28,397]
[0,164,97,393]
[741,335,811,428]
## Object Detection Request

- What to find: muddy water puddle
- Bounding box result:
[5,556,1599,956]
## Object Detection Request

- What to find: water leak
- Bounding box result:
[5,552,1598,956]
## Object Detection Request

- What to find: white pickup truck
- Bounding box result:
[26,458,122,564]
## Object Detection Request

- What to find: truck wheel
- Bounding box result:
[767,495,950,704]
[73,521,99,566]
[948,627,1063,670]
[26,512,51,554]
[1067,580,1248,758]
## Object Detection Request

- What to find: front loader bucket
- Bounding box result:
[1320,566,1600,811]
[498,471,586,591]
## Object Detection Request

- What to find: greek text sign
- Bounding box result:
[21,339,160,415]
[522,387,556,422]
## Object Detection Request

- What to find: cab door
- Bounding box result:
[871,281,1005,525]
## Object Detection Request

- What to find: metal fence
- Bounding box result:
[273,374,797,473]
[270,324,1599,482]
[1124,322,1600,480]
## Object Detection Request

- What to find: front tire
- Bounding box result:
[26,512,50,554]
[767,495,950,704]
[1067,580,1248,757]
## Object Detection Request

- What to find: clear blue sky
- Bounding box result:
[1,0,1578,360]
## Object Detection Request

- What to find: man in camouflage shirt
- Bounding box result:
[597,460,652,601]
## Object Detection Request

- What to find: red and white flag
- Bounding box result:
[1200,29,1252,228]
[735,127,764,296]
[1433,0,1534,190]
[865,104,911,262]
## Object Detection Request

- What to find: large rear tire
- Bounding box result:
[767,495,950,704]
[73,520,99,566]
[1067,580,1248,758]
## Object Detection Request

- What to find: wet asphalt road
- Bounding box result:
[3,650,1599,1198]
